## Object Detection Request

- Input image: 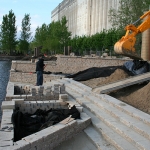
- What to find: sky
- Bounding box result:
[0,0,63,38]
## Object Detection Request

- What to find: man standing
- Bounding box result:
[35,56,45,86]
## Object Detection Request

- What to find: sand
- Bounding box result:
[80,69,150,115]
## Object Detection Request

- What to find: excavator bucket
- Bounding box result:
[114,10,150,60]
[114,35,142,60]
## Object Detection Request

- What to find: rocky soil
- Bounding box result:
[80,69,150,115]
[0,55,57,61]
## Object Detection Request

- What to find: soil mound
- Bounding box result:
[97,69,129,86]
[80,68,130,89]
[116,82,150,114]
[80,68,150,115]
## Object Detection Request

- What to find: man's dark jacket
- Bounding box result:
[36,58,45,72]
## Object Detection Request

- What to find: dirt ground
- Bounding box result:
[80,69,150,115]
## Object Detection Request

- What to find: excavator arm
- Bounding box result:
[114,10,150,59]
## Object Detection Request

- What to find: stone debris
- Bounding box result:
[6,83,67,101]
[59,94,68,102]
[0,79,92,150]
[0,98,91,150]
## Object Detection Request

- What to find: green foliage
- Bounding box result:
[19,14,32,54]
[28,0,150,56]
[32,16,71,54]
[108,0,150,55]
[34,23,48,47]
[109,0,150,29]
[1,1,149,56]
[68,28,125,55]
[20,14,32,41]
[18,40,29,53]
[46,21,61,53]
[0,27,1,43]
[91,33,103,50]
[0,10,17,54]
[59,16,71,46]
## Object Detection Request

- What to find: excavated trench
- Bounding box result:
[80,69,150,115]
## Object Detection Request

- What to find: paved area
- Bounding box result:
[54,131,98,150]
[45,78,150,150]
[2,76,150,150]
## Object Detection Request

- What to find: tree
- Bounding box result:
[0,10,17,54]
[58,16,71,47]
[45,22,60,53]
[108,0,150,55]
[19,14,32,54]
[0,27,2,49]
[34,24,48,47]
[48,17,71,53]
[32,16,71,54]
[109,0,150,29]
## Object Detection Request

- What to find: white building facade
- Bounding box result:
[51,0,119,37]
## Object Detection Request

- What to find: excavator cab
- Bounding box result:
[114,10,150,60]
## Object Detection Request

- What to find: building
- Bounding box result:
[51,0,119,38]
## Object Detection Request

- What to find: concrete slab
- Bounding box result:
[52,78,150,150]
[1,101,15,110]
[3,78,150,150]
[83,108,137,150]
[100,95,150,126]
[54,131,98,150]
[84,125,116,150]
[92,72,150,94]
[83,95,150,139]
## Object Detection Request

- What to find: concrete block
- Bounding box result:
[67,120,78,129]
[66,127,75,137]
[31,88,36,96]
[0,140,13,147]
[46,86,52,89]
[52,123,67,133]
[16,139,31,149]
[23,133,43,148]
[45,93,52,96]
[7,82,14,91]
[2,145,22,150]
[54,138,64,146]
[1,123,13,129]
[50,136,60,148]
[60,84,66,94]
[59,94,68,102]
[1,117,12,124]
[27,147,36,150]
[12,99,24,105]
[59,98,68,102]
[0,131,13,141]
[6,90,14,96]
[31,87,36,91]
[10,69,16,72]
[65,134,74,141]
[1,101,15,110]
[42,142,50,150]
[93,72,150,94]
[59,94,68,99]
[76,106,83,112]
[76,119,86,128]
[54,84,60,87]
[41,126,57,141]
[80,112,91,121]
[2,110,13,116]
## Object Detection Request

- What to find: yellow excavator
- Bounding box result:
[114,10,150,60]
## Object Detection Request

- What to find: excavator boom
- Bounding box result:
[114,10,150,59]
